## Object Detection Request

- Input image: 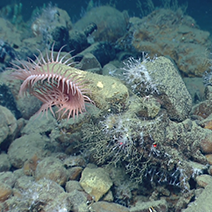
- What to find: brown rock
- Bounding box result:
[199,112,212,130]
[68,166,83,180]
[23,154,40,176]
[208,166,212,176]
[191,100,212,119]
[204,120,212,130]
[119,9,211,77]
[200,133,212,154]
[64,155,86,168]
[0,183,12,202]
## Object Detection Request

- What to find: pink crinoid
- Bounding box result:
[11,44,94,120]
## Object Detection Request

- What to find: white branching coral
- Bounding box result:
[123,54,159,95]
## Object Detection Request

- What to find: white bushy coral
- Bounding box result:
[103,114,137,155]
[123,54,159,95]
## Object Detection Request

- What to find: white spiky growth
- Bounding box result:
[123,53,159,95]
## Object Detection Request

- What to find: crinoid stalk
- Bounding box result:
[10,44,94,120]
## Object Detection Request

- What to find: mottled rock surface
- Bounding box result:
[35,157,67,186]
[8,133,50,168]
[80,167,113,201]
[145,56,192,121]
[182,183,212,212]
[0,105,18,145]
[0,153,11,171]
[117,9,211,77]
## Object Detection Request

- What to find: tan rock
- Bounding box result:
[196,174,212,188]
[42,63,129,112]
[208,166,212,176]
[80,167,113,201]
[206,154,212,165]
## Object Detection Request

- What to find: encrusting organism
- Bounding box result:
[10,44,94,120]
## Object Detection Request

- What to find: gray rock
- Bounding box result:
[0,105,18,145]
[182,183,212,212]
[78,53,102,74]
[91,201,130,212]
[68,29,89,54]
[76,42,116,67]
[11,177,72,212]
[1,70,42,120]
[74,6,129,43]
[8,133,50,168]
[130,199,168,212]
[0,153,11,171]
[21,112,58,135]
[68,190,89,212]
[145,56,192,121]
[0,171,17,187]
[102,63,117,76]
[65,180,83,193]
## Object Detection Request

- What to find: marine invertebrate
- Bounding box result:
[10,44,94,119]
[123,54,158,96]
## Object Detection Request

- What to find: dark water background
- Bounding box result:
[1,0,212,32]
